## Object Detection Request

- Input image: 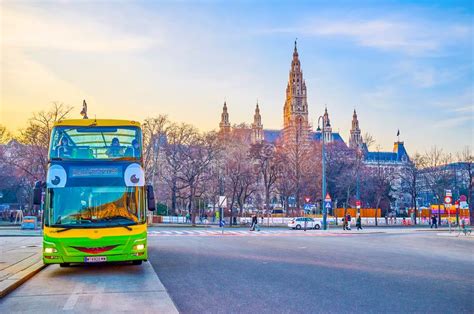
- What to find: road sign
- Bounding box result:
[219,220,226,227]
[444,196,452,204]
[355,200,361,209]
[445,190,452,197]
[325,202,332,209]
[304,197,310,203]
[325,193,331,202]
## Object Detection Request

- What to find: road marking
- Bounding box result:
[63,282,84,310]
[90,283,105,310]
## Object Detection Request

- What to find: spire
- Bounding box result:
[293,38,299,59]
[252,100,263,144]
[219,101,231,134]
[323,107,330,127]
[349,108,362,149]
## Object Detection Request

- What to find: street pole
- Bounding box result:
[317,115,328,230]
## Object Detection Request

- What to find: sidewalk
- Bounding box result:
[0,237,45,298]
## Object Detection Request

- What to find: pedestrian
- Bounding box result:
[255,215,261,232]
[385,214,388,225]
[342,217,346,230]
[356,215,362,230]
[346,214,352,230]
[9,211,14,223]
[431,215,437,229]
[250,214,257,231]
[186,212,191,223]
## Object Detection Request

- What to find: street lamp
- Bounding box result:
[316,115,328,230]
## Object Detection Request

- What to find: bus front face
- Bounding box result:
[43,124,148,264]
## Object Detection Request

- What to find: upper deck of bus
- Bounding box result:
[50,119,142,161]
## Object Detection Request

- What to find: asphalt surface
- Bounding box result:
[148,229,474,314]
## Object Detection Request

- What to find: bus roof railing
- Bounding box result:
[54,119,141,128]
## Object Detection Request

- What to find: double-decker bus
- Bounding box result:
[33,119,155,266]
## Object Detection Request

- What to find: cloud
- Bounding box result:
[387,61,471,88]
[261,17,471,55]
[2,6,159,53]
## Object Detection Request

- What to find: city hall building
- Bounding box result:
[218,41,410,166]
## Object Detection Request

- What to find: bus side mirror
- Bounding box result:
[33,181,43,205]
[147,185,156,211]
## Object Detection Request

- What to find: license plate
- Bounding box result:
[84,256,107,263]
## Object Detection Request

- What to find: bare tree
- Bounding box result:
[178,131,220,225]
[0,125,11,144]
[363,132,375,150]
[326,143,361,219]
[250,143,280,216]
[365,146,395,225]
[457,147,474,225]
[142,115,170,188]
[11,103,73,182]
[421,147,453,225]
[161,123,195,213]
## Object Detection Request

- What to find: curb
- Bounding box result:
[0,261,47,298]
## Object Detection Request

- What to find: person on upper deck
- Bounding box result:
[124,139,141,158]
[106,137,123,157]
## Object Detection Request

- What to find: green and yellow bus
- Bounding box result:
[33,119,155,266]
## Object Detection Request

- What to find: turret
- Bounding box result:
[349,109,363,149]
[251,102,263,144]
[219,101,231,134]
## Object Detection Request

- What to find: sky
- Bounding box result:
[1,0,473,153]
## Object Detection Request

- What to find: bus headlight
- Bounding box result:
[134,244,145,251]
[44,247,57,254]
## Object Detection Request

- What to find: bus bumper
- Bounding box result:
[43,252,148,264]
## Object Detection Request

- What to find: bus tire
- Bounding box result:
[132,260,142,265]
[60,263,70,267]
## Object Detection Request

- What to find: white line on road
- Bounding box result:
[63,282,84,310]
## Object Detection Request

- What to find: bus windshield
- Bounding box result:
[49,126,142,160]
[45,186,145,228]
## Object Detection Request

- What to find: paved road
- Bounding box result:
[149,230,473,314]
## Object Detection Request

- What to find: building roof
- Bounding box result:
[263,129,282,143]
[312,132,345,143]
[365,141,410,163]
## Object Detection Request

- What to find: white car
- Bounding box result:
[288,217,321,230]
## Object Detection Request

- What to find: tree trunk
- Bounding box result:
[375,198,381,226]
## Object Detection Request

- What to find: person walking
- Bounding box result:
[356,215,362,230]
[255,215,261,232]
[431,215,437,229]
[342,217,346,230]
[250,214,257,231]
[346,214,352,230]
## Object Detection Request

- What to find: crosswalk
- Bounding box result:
[147,229,350,237]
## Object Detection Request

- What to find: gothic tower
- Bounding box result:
[349,109,363,149]
[251,102,263,144]
[219,101,231,134]
[282,40,311,145]
[322,107,333,143]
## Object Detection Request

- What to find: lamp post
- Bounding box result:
[317,115,327,230]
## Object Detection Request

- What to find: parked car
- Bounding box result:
[21,216,38,230]
[288,217,321,230]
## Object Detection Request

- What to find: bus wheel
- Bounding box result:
[132,260,142,265]
[60,263,70,267]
